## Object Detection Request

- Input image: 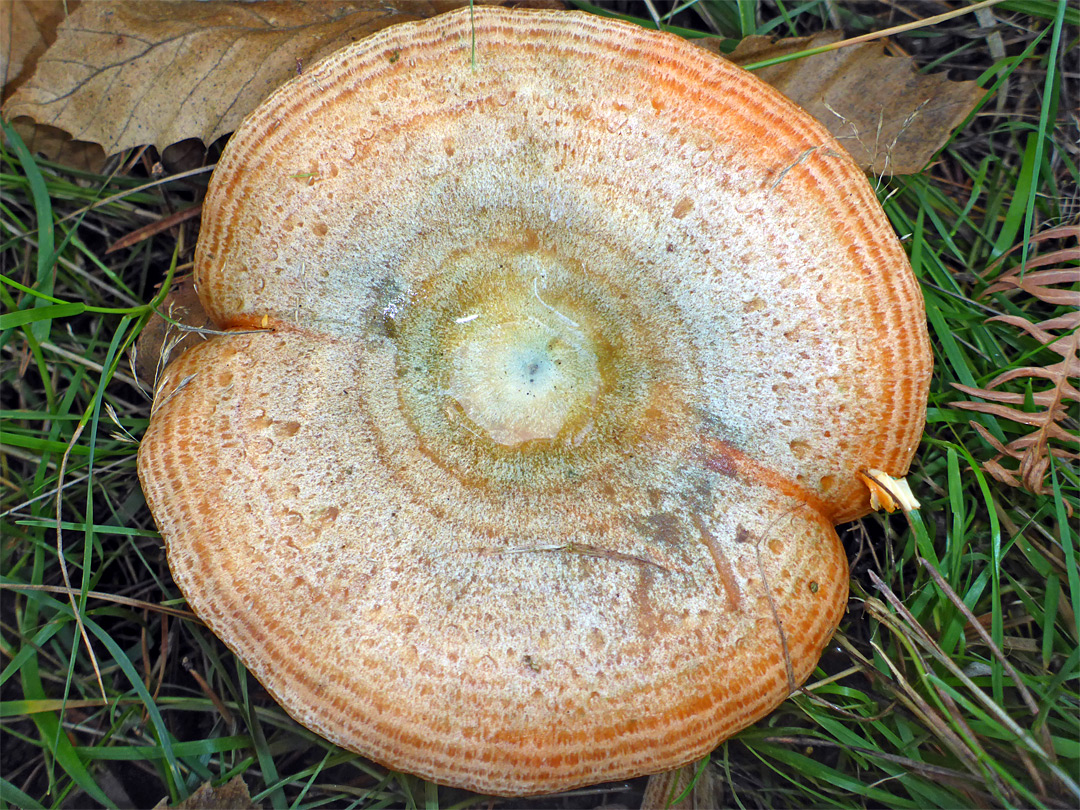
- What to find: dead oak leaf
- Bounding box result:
[2,1,476,156]
[1,0,78,101]
[6,118,107,173]
[1,1,107,170]
[725,31,986,175]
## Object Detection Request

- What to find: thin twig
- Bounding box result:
[917,558,1042,720]
[0,456,133,519]
[742,0,1010,70]
[869,571,1080,799]
[38,341,142,390]
[761,736,988,785]
[0,583,197,620]
[55,165,215,225]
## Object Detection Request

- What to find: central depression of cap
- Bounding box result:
[445,278,602,448]
[392,240,666,487]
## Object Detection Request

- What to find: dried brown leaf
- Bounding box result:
[951,380,1073,409]
[2,1,485,156]
[1,0,77,101]
[134,274,213,387]
[979,225,1079,289]
[152,776,258,810]
[6,117,107,173]
[981,457,1023,490]
[10,4,962,172]
[998,247,1080,272]
[952,227,1078,508]
[959,328,1075,501]
[988,367,1079,401]
[1036,313,1080,332]
[1,1,106,170]
[988,313,1080,349]
[726,31,986,175]
[952,401,1056,429]
[984,265,1080,305]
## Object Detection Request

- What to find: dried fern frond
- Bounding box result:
[952,225,1079,507]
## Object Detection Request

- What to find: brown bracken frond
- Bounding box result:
[952,225,1079,511]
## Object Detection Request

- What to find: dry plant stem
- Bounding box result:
[641,0,662,30]
[1,619,67,673]
[0,222,142,306]
[868,572,1080,798]
[141,612,153,694]
[0,455,133,519]
[37,341,142,390]
[936,684,1021,795]
[760,736,986,786]
[118,145,151,176]
[801,663,864,691]
[139,611,172,724]
[641,757,714,810]
[798,684,897,723]
[153,320,261,338]
[106,204,202,254]
[0,583,198,620]
[996,502,1077,584]
[182,657,234,727]
[55,164,215,225]
[917,558,1044,724]
[54,421,108,705]
[152,613,169,703]
[0,444,58,471]
[991,698,1050,799]
[848,623,998,791]
[742,0,1010,70]
[937,681,1048,803]
[918,560,1057,797]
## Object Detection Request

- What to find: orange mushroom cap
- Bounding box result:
[138,7,932,796]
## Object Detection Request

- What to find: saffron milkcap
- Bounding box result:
[138,7,932,796]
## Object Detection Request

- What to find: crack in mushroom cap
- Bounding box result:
[138,7,932,797]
